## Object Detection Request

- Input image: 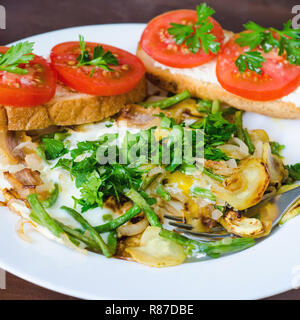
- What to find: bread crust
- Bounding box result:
[136,46,300,119]
[0,77,147,131]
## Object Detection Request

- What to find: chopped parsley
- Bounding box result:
[270,141,285,158]
[168,3,220,54]
[285,163,300,183]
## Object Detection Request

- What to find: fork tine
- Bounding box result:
[163,214,184,222]
[164,214,232,240]
[168,221,192,230]
[174,227,233,239]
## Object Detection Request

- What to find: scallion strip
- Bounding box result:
[203,168,225,182]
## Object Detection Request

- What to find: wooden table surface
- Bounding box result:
[0,0,299,300]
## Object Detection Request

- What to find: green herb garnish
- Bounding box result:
[0,41,34,75]
[235,51,266,75]
[168,3,220,54]
[234,20,300,74]
[270,141,285,158]
[76,35,119,73]
[285,163,300,182]
[39,138,68,160]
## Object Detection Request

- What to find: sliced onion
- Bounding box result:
[225,159,238,168]
[16,219,36,243]
[7,199,31,217]
[13,141,36,151]
[262,143,285,185]
[253,140,263,158]
[61,233,88,255]
[25,154,43,171]
[118,218,149,237]
[161,200,184,217]
[218,137,249,160]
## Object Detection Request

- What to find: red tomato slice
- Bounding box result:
[50,42,145,96]
[216,37,300,101]
[0,47,57,107]
[140,9,224,68]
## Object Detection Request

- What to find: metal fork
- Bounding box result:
[164,186,300,241]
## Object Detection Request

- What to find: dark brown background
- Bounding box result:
[0,0,299,300]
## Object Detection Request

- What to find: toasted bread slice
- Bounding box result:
[0,77,147,131]
[136,44,300,119]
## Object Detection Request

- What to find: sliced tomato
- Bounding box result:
[50,42,145,96]
[216,37,300,101]
[140,9,224,68]
[0,47,57,107]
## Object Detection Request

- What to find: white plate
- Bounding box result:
[1,23,300,300]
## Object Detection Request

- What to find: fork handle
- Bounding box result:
[278,186,300,214]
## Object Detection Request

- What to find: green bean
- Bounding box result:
[94,204,141,233]
[30,212,82,249]
[156,185,171,201]
[27,194,64,238]
[61,206,112,258]
[107,231,117,255]
[222,106,238,115]
[234,111,255,154]
[140,90,191,109]
[102,214,113,222]
[159,229,255,258]
[42,183,59,208]
[191,187,216,201]
[243,128,255,155]
[203,168,225,183]
[140,173,160,191]
[125,189,162,228]
[55,220,99,251]
[234,111,245,141]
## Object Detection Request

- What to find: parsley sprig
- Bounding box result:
[0,41,34,75]
[235,20,300,74]
[76,35,119,74]
[167,3,220,54]
[235,51,266,74]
